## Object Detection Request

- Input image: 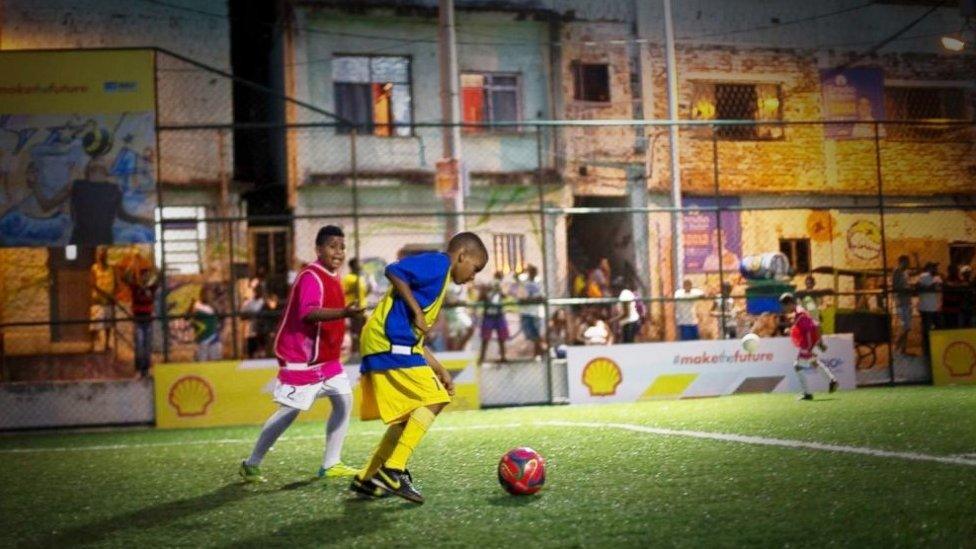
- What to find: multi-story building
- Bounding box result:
[283,1,974,315]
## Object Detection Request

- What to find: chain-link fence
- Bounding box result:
[2,51,975,418]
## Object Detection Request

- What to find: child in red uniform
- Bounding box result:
[239,225,363,482]
[779,293,838,400]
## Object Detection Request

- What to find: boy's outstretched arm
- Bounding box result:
[387,272,430,335]
[303,303,362,323]
[423,346,455,396]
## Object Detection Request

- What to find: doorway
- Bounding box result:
[566,195,638,294]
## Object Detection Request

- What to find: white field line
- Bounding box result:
[541,421,976,468]
[1,420,974,469]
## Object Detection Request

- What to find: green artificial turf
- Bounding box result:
[1,386,974,547]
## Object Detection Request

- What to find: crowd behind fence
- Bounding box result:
[1,119,975,397]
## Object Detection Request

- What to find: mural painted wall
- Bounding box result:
[0,50,156,247]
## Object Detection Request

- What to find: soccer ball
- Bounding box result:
[741,332,760,353]
[498,447,546,495]
[82,127,113,158]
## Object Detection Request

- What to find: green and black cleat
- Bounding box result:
[374,467,424,504]
[239,460,267,483]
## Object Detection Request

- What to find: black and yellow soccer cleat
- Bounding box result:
[374,467,424,504]
[349,474,390,499]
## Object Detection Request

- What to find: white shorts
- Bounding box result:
[272,371,352,411]
[794,356,820,369]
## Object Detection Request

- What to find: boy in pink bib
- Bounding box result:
[240,225,364,482]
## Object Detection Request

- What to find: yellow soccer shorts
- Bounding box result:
[360,365,452,424]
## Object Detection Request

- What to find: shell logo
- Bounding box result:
[582,357,622,397]
[168,375,215,417]
[942,341,976,378]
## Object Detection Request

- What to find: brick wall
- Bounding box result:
[638,44,976,196]
[559,22,642,196]
[554,37,976,197]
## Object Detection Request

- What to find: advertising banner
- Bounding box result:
[683,197,741,274]
[820,67,885,140]
[0,50,156,247]
[567,335,856,404]
[929,329,976,386]
[154,352,479,429]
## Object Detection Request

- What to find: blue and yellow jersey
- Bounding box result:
[360,252,451,372]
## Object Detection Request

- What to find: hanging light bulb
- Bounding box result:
[940,35,966,51]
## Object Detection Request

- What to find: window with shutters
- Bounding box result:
[333,55,412,137]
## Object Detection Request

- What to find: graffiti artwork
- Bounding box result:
[846,219,882,262]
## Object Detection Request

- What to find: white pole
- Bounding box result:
[663,0,684,316]
[438,0,465,235]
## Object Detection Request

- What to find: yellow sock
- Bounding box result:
[358,422,404,480]
[385,406,436,471]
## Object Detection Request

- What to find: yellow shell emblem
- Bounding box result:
[942,342,976,378]
[168,375,215,417]
[582,357,622,397]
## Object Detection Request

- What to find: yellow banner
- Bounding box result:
[930,329,976,386]
[154,354,480,429]
[0,50,155,114]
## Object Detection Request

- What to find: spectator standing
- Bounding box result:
[444,281,475,351]
[892,255,914,355]
[941,264,965,329]
[477,271,509,364]
[674,278,704,341]
[961,265,975,328]
[548,308,570,359]
[571,262,587,298]
[89,247,117,352]
[612,277,642,343]
[126,263,158,377]
[258,293,281,355]
[241,285,267,358]
[916,262,942,358]
[711,281,739,339]
[518,265,546,359]
[342,258,372,357]
[799,275,822,323]
[190,287,222,362]
[586,258,609,299]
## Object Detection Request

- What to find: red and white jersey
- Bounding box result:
[789,305,821,360]
[273,261,345,384]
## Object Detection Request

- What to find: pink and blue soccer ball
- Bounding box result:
[498,447,546,495]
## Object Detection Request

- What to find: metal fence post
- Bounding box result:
[351,128,361,264]
[712,123,728,338]
[228,219,240,359]
[874,121,895,385]
[535,124,554,403]
[153,49,170,364]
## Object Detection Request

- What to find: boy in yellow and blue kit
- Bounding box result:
[351,232,487,504]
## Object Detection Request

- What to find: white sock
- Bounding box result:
[322,393,352,469]
[815,360,837,383]
[794,363,811,395]
[246,405,300,467]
